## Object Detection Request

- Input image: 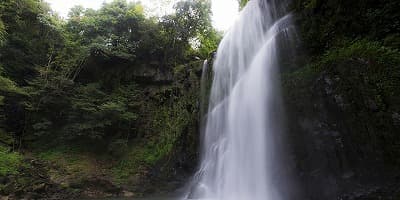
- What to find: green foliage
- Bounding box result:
[28,81,138,141]
[321,39,400,109]
[111,93,192,180]
[239,0,249,9]
[161,0,216,61]
[284,39,400,166]
[0,74,25,95]
[66,1,149,62]
[294,0,400,54]
[0,146,23,176]
[112,97,194,181]
[0,0,216,186]
[197,29,222,58]
[112,75,199,182]
[0,19,6,46]
[36,146,98,181]
[0,0,65,84]
[285,40,400,94]
[152,91,194,158]
[291,1,400,168]
[0,66,26,148]
[0,0,217,149]
[320,40,400,67]
[64,84,138,140]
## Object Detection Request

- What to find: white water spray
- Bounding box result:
[184,1,294,200]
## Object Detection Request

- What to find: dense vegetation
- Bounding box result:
[281,0,400,199]
[1,0,399,199]
[0,0,219,198]
[0,0,218,146]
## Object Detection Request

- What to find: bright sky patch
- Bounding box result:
[44,0,239,31]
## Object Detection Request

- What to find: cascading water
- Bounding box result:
[184,0,295,200]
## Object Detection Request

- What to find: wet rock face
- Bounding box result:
[77,49,174,85]
[283,59,400,200]
[339,181,400,200]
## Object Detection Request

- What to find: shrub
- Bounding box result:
[0,146,23,176]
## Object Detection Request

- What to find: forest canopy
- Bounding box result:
[0,0,220,150]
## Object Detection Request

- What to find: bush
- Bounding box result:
[320,39,400,67]
[0,146,23,176]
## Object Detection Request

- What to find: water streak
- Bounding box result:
[184,1,295,199]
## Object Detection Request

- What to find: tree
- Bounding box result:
[0,0,220,150]
[0,0,65,84]
[0,65,26,149]
[161,0,217,62]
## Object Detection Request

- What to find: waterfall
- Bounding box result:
[184,0,295,199]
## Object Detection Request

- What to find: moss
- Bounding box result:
[111,61,201,184]
[111,86,198,183]
[320,40,400,109]
[285,40,400,92]
[12,60,203,190]
[283,39,400,168]
[0,146,23,176]
[320,40,400,66]
[111,144,154,183]
[36,146,98,182]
